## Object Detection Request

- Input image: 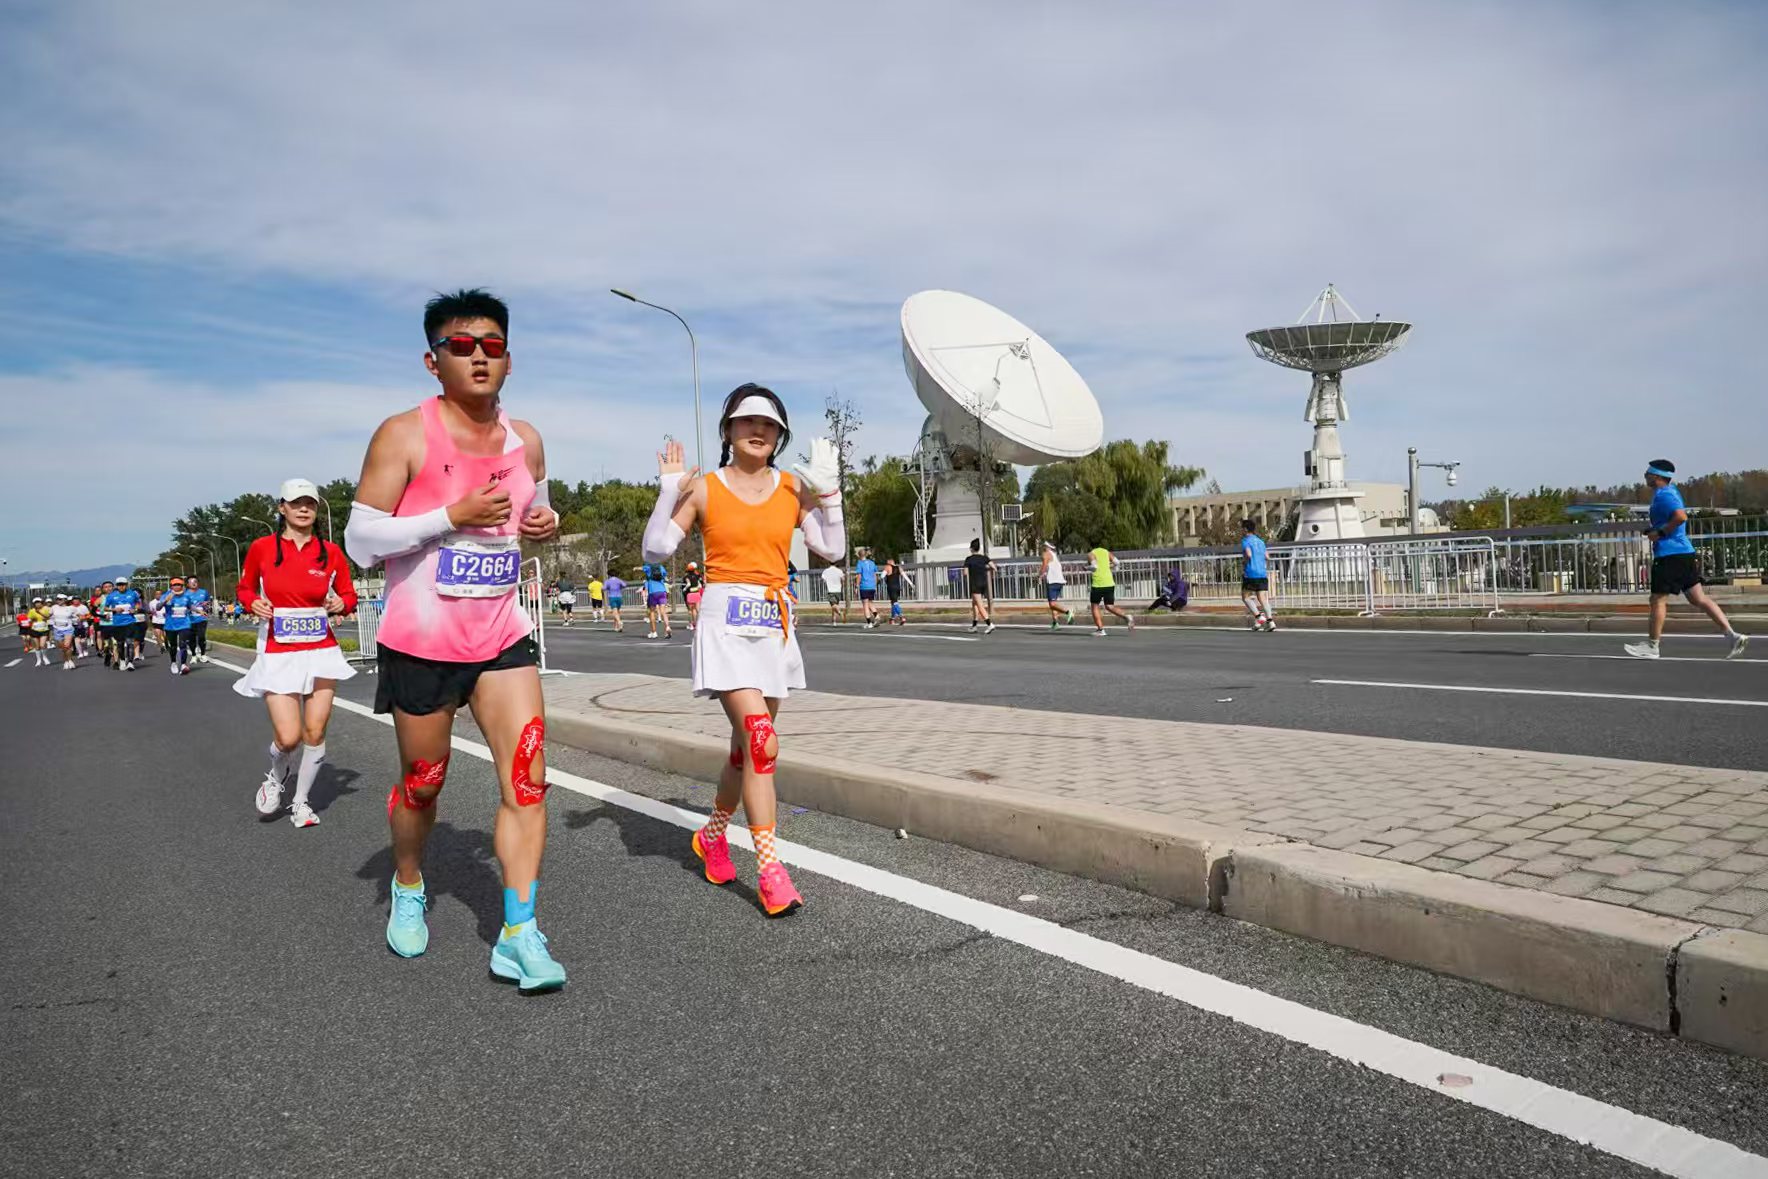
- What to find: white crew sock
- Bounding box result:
[294,743,325,808]
[269,741,296,781]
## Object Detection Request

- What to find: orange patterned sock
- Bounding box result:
[702,804,735,842]
[752,822,779,870]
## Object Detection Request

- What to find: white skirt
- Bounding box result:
[691,583,806,700]
[232,635,358,699]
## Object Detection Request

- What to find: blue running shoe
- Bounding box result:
[489,924,567,994]
[386,879,429,958]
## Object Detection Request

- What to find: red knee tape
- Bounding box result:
[730,748,744,769]
[388,754,449,817]
[743,714,778,775]
[512,717,548,806]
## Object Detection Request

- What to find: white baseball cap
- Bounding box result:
[279,478,320,503]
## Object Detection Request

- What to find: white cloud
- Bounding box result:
[4,0,1766,566]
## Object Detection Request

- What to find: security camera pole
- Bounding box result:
[1407,447,1460,536]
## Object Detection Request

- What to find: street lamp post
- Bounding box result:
[317,496,334,544]
[187,546,219,593]
[1407,446,1461,535]
[610,289,703,473]
[239,515,275,537]
[203,533,243,590]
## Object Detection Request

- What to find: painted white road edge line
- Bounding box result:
[207,653,1765,1178]
[1314,679,1768,707]
[1528,653,1767,665]
[4,658,20,668]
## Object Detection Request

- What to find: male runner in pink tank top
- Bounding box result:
[343,289,568,993]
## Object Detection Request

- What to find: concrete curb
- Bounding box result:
[1677,928,1768,1059]
[1220,843,1696,1031]
[547,710,1282,909]
[549,708,1768,1059]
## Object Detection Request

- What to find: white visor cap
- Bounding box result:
[726,395,786,430]
[279,478,320,503]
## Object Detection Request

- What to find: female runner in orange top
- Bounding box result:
[642,384,846,916]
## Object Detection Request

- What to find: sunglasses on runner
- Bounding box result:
[430,334,507,359]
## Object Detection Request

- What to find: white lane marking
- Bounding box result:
[1528,653,1767,665]
[4,658,20,668]
[1315,679,1768,708]
[803,631,980,643]
[204,653,1765,1178]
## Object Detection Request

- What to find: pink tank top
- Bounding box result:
[375,397,535,663]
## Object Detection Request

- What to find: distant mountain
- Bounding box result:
[2,563,140,589]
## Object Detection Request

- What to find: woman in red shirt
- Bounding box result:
[234,478,358,828]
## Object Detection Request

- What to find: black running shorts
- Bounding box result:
[374,636,539,716]
[1089,586,1116,606]
[1649,554,1703,597]
[1242,577,1270,592]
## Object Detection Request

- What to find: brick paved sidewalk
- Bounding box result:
[543,673,1768,932]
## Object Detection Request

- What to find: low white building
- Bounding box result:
[1169,482,1445,545]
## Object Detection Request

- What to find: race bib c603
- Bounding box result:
[723,592,784,638]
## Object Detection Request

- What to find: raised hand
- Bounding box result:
[793,437,841,498]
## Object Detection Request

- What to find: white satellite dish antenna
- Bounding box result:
[900,291,1103,559]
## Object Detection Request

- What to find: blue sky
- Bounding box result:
[4,0,1765,571]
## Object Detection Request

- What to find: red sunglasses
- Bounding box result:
[430,334,507,359]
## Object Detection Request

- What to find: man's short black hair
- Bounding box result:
[424,289,509,341]
[1242,518,1258,532]
[1648,458,1675,474]
[970,538,981,552]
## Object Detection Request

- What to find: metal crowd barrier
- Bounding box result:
[519,558,561,675]
[1368,536,1501,615]
[351,598,381,667]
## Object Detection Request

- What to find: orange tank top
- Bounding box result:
[704,469,800,587]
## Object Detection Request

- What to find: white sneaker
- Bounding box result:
[170,663,181,675]
[1126,614,1137,633]
[646,631,657,639]
[199,653,210,663]
[1623,641,1661,660]
[290,802,320,828]
[1093,627,1107,637]
[255,771,285,815]
[985,622,997,633]
[64,660,74,670]
[1727,633,1750,660]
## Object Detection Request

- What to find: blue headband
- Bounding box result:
[1647,465,1674,479]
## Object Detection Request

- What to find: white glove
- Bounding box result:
[793,437,842,499]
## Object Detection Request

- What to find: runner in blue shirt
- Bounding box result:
[854,550,881,628]
[642,563,673,640]
[106,579,144,670]
[185,577,213,664]
[603,574,626,634]
[1240,519,1274,632]
[1624,459,1747,660]
[156,577,198,676]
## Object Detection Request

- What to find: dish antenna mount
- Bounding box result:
[1246,284,1410,541]
[901,291,1104,559]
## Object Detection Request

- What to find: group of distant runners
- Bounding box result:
[14,575,222,673]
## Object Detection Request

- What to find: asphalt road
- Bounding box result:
[5,644,1768,1177]
[507,615,1768,771]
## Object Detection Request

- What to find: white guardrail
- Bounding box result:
[891,536,1504,616]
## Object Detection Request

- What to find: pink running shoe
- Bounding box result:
[692,828,736,886]
[757,862,804,917]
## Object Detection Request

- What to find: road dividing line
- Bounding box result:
[1528,653,1767,665]
[4,658,20,668]
[1315,679,1768,708]
[205,652,1768,1178]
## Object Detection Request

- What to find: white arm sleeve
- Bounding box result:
[532,479,551,511]
[800,494,847,562]
[641,473,687,563]
[344,501,453,568]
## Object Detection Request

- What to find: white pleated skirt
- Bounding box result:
[232,628,358,699]
[691,583,805,700]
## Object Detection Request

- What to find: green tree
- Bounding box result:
[848,456,921,560]
[1447,486,1573,529]
[1025,439,1201,551]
